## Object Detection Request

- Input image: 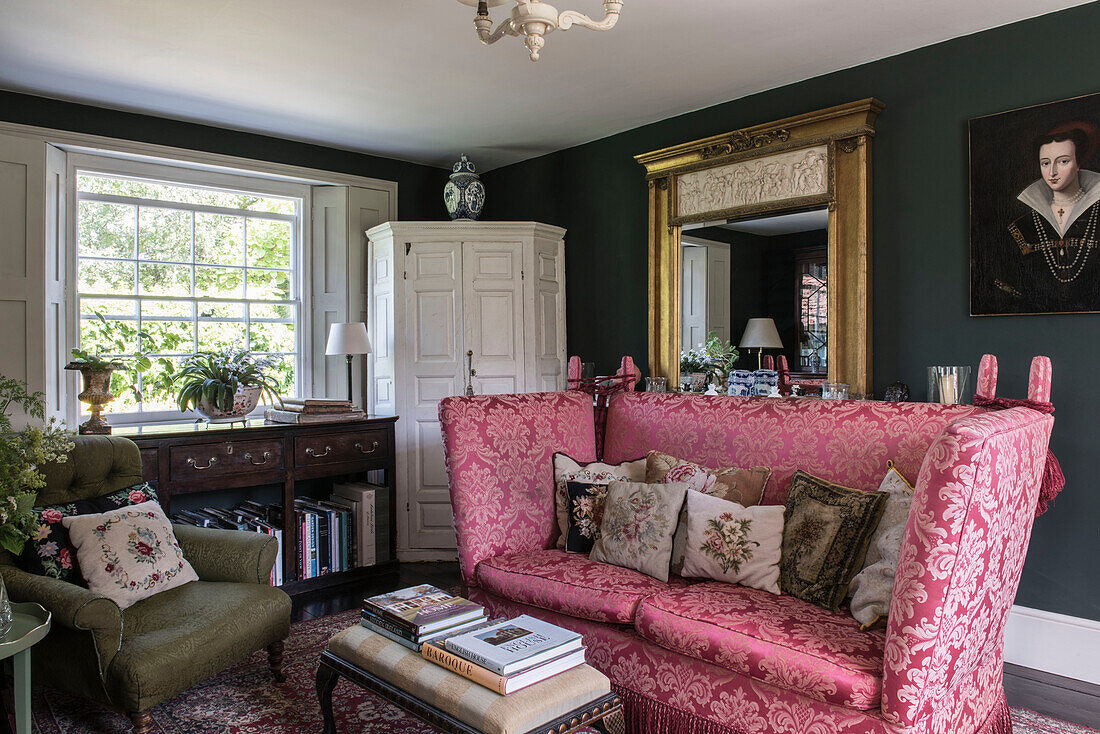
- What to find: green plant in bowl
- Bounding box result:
[175,348,283,415]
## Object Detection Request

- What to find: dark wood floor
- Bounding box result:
[296,562,1100,729]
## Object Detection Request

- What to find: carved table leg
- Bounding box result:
[129,710,154,734]
[595,707,626,734]
[267,640,286,682]
[316,658,340,734]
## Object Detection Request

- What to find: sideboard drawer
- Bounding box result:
[169,438,285,481]
[294,429,390,468]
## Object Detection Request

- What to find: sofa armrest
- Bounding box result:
[881,408,1054,731]
[0,562,122,676]
[173,524,277,585]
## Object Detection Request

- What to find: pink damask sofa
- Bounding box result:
[438,356,1054,734]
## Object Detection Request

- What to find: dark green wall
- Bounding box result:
[0,90,447,220]
[483,3,1100,622]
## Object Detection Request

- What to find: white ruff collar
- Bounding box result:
[1017,169,1100,237]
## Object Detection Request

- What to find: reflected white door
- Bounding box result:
[706,242,731,345]
[682,244,708,351]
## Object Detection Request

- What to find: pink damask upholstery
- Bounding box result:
[477,549,687,624]
[882,407,1053,733]
[1028,355,1053,402]
[635,583,885,710]
[602,392,983,504]
[976,354,998,399]
[439,391,597,585]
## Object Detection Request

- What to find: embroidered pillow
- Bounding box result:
[565,481,609,554]
[779,471,887,611]
[61,500,198,609]
[552,453,646,548]
[849,462,915,629]
[20,483,160,585]
[682,491,786,594]
[589,480,687,583]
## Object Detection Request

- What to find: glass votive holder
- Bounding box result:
[645,377,668,393]
[927,365,971,405]
[822,382,850,399]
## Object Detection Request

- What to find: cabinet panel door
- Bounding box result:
[403,242,463,549]
[463,241,525,396]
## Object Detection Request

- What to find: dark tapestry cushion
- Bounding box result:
[565,481,610,553]
[19,482,159,585]
[779,471,886,611]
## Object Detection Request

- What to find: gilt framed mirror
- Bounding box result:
[636,99,883,394]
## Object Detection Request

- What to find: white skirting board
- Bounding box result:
[1004,604,1100,685]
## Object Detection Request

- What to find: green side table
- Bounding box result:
[0,603,51,734]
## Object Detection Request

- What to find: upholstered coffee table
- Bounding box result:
[317,625,624,734]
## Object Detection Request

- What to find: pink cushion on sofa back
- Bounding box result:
[602,393,984,503]
[439,391,597,584]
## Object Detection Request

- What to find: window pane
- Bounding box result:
[79,258,135,295]
[249,303,293,321]
[265,355,295,400]
[195,213,244,266]
[139,207,191,262]
[78,174,296,213]
[195,266,244,298]
[142,320,193,355]
[247,218,291,269]
[246,269,291,300]
[78,201,134,258]
[138,263,192,296]
[250,321,295,354]
[108,370,140,414]
[81,298,135,317]
[80,316,139,355]
[198,302,244,320]
[139,356,183,411]
[142,300,193,319]
[197,321,245,352]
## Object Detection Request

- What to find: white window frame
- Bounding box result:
[66,152,313,425]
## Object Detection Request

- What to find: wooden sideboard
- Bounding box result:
[115,416,398,595]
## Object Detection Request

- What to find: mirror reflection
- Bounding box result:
[681,207,828,393]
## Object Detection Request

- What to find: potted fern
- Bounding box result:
[175,348,283,423]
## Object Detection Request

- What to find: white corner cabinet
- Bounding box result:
[366,221,567,556]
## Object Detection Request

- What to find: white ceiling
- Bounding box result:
[0,0,1090,171]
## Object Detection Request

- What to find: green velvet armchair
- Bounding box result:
[0,435,291,733]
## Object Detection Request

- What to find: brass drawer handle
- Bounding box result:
[186,456,219,471]
[305,445,333,458]
[244,451,271,466]
[355,441,379,455]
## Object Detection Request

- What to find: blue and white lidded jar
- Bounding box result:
[727,370,755,396]
[752,369,779,397]
[443,154,486,221]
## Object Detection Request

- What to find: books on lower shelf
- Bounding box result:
[172,502,285,586]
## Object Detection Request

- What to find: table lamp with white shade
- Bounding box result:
[325,322,372,403]
[739,318,783,370]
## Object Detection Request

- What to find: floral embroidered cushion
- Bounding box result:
[779,471,887,611]
[681,490,785,594]
[849,462,915,629]
[552,453,646,549]
[19,482,159,585]
[61,499,198,609]
[589,480,688,583]
[645,451,772,575]
[565,481,609,554]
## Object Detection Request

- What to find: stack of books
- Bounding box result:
[173,501,285,586]
[265,398,365,424]
[361,585,586,695]
[361,584,488,651]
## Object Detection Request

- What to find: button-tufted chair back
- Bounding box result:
[37,435,144,506]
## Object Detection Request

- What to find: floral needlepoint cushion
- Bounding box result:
[849,461,915,629]
[552,453,646,549]
[779,471,887,611]
[681,490,785,594]
[565,481,610,554]
[19,483,160,585]
[589,480,687,583]
[61,499,198,609]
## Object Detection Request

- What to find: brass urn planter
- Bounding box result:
[65,362,126,435]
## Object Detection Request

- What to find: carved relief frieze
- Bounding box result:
[676,145,828,218]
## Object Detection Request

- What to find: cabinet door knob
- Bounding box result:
[305,445,333,458]
[186,456,219,471]
[244,451,271,466]
[355,441,379,455]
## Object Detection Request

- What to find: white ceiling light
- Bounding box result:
[457,0,623,61]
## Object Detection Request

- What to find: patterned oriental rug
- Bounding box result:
[30,609,1099,734]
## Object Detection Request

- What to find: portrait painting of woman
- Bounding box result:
[970,93,1100,315]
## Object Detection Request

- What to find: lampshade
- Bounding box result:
[739,318,783,349]
[325,322,372,356]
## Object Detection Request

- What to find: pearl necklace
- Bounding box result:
[1033,203,1098,283]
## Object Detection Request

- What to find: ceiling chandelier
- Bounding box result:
[457,0,623,62]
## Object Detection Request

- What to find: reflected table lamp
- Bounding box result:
[739,318,783,370]
[325,322,372,404]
